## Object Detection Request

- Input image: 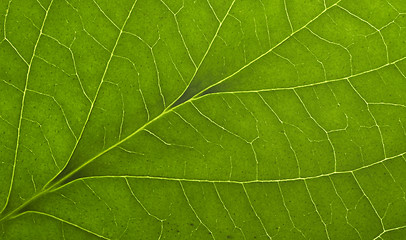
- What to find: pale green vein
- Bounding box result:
[11,211,109,240]
[1,0,54,215]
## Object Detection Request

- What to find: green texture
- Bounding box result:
[1,0,406,239]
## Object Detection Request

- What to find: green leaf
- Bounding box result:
[1,0,406,239]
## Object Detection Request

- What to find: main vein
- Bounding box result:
[0,0,344,223]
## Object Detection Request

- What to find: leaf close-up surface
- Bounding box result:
[1,0,406,239]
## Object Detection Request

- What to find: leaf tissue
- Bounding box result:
[1,0,406,239]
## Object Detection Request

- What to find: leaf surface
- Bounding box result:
[1,0,406,239]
